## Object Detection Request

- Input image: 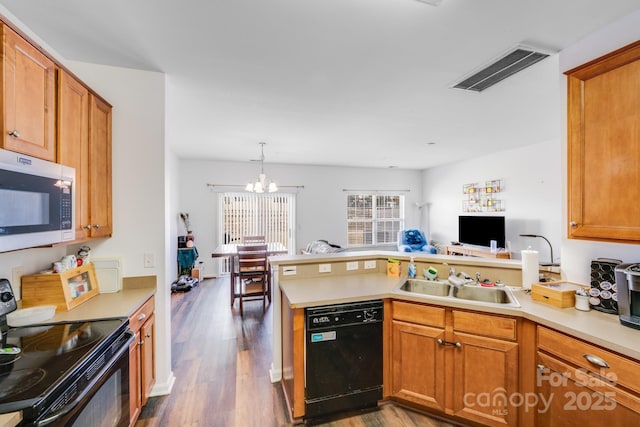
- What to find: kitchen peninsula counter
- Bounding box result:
[276,264,640,361]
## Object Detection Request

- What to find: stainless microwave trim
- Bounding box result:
[0,148,75,252]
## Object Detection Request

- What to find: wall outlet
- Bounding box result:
[364,260,377,269]
[11,266,23,300]
[319,264,331,273]
[144,253,155,268]
[346,261,359,271]
[282,266,297,276]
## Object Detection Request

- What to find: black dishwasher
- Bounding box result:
[305,299,383,419]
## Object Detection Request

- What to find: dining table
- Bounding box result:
[211,242,288,306]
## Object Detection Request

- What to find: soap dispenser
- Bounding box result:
[408,257,417,278]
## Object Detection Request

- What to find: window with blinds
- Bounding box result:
[347,194,404,246]
[219,192,294,249]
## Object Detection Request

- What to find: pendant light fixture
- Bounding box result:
[245,142,278,193]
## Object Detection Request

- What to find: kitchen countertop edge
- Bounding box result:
[47,287,156,323]
[280,274,640,361]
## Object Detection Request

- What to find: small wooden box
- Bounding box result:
[531,281,588,308]
[22,263,100,311]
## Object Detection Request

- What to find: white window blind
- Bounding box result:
[347,194,404,247]
[218,192,295,248]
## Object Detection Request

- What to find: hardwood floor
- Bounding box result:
[135,278,458,427]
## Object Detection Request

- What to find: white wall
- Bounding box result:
[558,9,640,284]
[177,159,423,275]
[423,139,563,264]
[423,10,640,285]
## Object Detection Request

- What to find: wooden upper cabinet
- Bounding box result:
[566,41,640,243]
[58,71,113,241]
[57,70,90,239]
[88,95,112,238]
[1,24,56,161]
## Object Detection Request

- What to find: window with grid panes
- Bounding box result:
[347,194,404,247]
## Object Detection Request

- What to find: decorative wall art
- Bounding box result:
[462,179,504,212]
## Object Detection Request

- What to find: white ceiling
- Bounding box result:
[2,0,639,169]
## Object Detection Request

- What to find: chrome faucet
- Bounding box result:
[456,271,471,280]
[444,263,473,287]
[443,262,457,278]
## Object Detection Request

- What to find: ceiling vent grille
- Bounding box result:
[452,45,551,92]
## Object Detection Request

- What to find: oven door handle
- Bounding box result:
[36,331,135,427]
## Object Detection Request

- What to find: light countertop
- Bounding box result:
[47,286,155,322]
[280,273,640,361]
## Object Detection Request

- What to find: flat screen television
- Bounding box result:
[458,215,506,248]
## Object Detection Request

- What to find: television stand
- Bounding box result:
[446,245,511,259]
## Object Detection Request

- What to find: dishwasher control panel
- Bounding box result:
[306,299,383,330]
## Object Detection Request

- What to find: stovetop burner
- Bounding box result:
[0,318,127,413]
[0,368,47,400]
[19,321,102,354]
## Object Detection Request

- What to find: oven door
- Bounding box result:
[34,331,134,427]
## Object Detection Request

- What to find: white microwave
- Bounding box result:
[0,148,75,252]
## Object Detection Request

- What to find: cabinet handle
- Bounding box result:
[570,221,578,228]
[583,353,609,368]
[137,313,146,321]
[8,130,20,138]
[83,225,92,230]
[93,224,101,229]
[145,333,151,338]
[537,364,546,371]
[437,338,461,348]
[140,340,144,345]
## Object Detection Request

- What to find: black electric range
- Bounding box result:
[0,278,130,422]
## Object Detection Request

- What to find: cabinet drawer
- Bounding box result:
[538,326,640,395]
[452,310,517,341]
[130,296,155,332]
[392,301,445,328]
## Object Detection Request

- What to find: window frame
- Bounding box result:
[346,193,405,247]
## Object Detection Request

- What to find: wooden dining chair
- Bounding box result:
[235,244,269,315]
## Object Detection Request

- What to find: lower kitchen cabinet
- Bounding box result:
[390,301,519,427]
[391,302,446,412]
[535,326,640,425]
[140,313,156,404]
[129,296,156,425]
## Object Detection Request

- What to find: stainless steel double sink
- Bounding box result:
[395,278,521,308]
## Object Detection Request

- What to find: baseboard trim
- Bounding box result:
[269,364,282,383]
[148,371,176,397]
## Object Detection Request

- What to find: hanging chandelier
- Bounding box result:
[245,142,278,193]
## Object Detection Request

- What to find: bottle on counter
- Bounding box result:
[408,257,417,278]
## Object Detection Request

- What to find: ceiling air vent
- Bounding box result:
[452,45,551,92]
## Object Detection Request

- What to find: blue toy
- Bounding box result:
[397,229,437,253]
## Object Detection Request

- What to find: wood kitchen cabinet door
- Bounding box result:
[1,25,56,161]
[140,313,156,406]
[451,332,519,427]
[88,95,112,237]
[391,320,446,412]
[57,70,90,239]
[536,352,640,426]
[129,330,142,426]
[566,41,640,243]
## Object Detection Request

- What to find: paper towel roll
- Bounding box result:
[521,249,539,290]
